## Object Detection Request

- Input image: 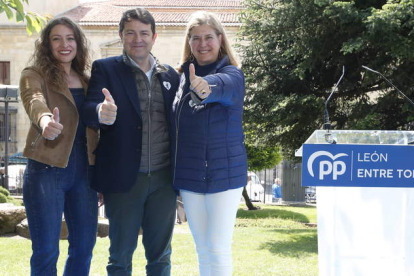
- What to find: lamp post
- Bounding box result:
[0,85,19,190]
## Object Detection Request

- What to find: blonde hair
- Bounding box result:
[178,11,238,73]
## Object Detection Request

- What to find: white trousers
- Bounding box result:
[181,187,243,276]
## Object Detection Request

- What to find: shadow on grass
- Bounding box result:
[259,229,318,256]
[237,208,310,223]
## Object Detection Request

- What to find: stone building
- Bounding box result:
[0,0,243,155]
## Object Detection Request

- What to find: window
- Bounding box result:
[0,62,10,85]
[0,107,17,152]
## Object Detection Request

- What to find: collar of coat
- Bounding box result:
[122,51,168,75]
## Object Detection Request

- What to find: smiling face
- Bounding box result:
[120,19,157,66]
[49,24,77,67]
[188,24,222,66]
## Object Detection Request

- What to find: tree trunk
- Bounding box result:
[242,186,259,210]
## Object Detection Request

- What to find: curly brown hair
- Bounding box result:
[30,16,91,88]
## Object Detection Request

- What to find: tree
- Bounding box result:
[242,142,282,210]
[0,0,46,35]
[246,144,282,172]
[238,0,414,159]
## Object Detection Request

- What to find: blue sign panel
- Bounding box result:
[302,144,414,187]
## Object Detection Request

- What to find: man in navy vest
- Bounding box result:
[83,8,179,276]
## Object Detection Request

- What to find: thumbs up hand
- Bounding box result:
[189,63,197,83]
[40,107,64,140]
[98,88,117,125]
[189,63,211,100]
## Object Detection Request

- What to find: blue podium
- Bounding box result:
[297,130,414,276]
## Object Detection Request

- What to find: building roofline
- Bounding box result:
[79,22,242,27]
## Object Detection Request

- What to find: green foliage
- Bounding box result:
[238,0,414,158]
[0,192,7,203]
[246,143,282,171]
[0,0,47,35]
[244,120,283,170]
[0,187,15,203]
[0,186,10,197]
[0,187,18,204]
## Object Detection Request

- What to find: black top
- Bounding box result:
[70,88,86,143]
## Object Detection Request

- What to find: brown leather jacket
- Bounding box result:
[20,67,98,168]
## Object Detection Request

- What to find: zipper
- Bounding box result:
[147,76,152,177]
[173,92,191,186]
[205,105,211,181]
[205,159,208,181]
[31,133,41,148]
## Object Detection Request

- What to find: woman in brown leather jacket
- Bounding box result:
[19,17,98,276]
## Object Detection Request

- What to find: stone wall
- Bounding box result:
[0,27,39,153]
[0,203,26,235]
[0,203,109,238]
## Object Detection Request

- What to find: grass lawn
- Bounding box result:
[0,204,318,276]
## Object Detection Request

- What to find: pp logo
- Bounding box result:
[307,151,348,180]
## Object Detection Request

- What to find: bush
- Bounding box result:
[0,192,7,203]
[0,186,10,197]
[0,187,15,204]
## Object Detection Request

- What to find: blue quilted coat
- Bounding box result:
[172,56,247,193]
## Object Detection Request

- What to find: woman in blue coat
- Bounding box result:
[172,11,247,276]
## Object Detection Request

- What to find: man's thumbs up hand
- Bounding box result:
[102,88,115,105]
[99,88,117,125]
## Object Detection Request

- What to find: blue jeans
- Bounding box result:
[23,142,98,276]
[104,167,176,276]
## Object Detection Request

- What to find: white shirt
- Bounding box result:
[127,54,156,84]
